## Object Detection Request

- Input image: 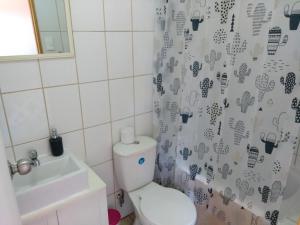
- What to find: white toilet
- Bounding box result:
[113,136,197,225]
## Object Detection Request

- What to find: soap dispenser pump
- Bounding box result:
[49,128,64,156]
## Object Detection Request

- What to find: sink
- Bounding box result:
[12,153,88,214]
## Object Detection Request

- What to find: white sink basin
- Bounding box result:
[12,153,88,214]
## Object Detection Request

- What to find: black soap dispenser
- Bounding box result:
[49,128,64,156]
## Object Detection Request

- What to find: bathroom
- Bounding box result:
[0,0,300,225]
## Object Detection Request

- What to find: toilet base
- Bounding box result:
[128,182,196,225]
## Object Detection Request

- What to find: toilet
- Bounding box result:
[113,136,197,225]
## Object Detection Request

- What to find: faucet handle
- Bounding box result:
[7,161,16,177]
[28,149,38,160]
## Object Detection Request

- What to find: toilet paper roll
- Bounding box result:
[121,127,135,144]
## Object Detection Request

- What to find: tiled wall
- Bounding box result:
[0,0,154,216]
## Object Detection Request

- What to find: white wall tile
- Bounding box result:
[134,75,153,114]
[14,138,50,160]
[3,90,49,145]
[85,123,112,166]
[45,85,82,133]
[13,125,85,162]
[132,0,154,31]
[133,32,154,75]
[114,176,120,193]
[104,0,131,31]
[0,61,41,93]
[93,160,114,195]
[39,58,77,87]
[5,147,15,162]
[107,194,116,208]
[135,112,153,137]
[115,191,134,218]
[111,117,134,144]
[80,81,110,128]
[61,130,86,161]
[74,32,107,83]
[109,78,134,121]
[106,32,133,79]
[0,97,11,147]
[70,0,104,31]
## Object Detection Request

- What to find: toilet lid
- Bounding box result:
[140,188,196,225]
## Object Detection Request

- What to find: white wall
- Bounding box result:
[0,0,154,217]
[0,135,21,225]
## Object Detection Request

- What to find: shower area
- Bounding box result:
[152,0,300,225]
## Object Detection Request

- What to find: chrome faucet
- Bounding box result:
[8,149,40,178]
[29,149,40,167]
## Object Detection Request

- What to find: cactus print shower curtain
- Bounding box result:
[153,1,300,225]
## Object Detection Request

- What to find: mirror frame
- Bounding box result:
[0,0,74,62]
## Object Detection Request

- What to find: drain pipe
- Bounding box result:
[0,134,22,225]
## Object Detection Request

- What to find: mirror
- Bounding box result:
[0,0,74,61]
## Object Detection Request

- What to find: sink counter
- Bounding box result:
[20,161,108,225]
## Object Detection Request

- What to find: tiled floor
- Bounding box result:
[120,213,135,225]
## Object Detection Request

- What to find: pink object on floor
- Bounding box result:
[108,209,121,225]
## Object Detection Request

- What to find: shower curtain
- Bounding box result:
[153,0,300,225]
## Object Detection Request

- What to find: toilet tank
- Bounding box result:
[113,136,157,192]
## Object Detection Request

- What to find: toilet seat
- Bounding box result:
[136,183,196,225]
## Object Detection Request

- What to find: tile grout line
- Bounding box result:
[11,126,88,148]
[37,60,51,135]
[68,5,88,163]
[0,74,153,95]
[72,30,154,33]
[3,58,51,160]
[5,111,153,149]
[102,0,117,202]
[90,158,114,170]
[130,0,137,138]
[0,93,17,160]
[2,59,51,160]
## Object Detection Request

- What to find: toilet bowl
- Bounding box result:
[129,182,197,225]
[113,136,197,225]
